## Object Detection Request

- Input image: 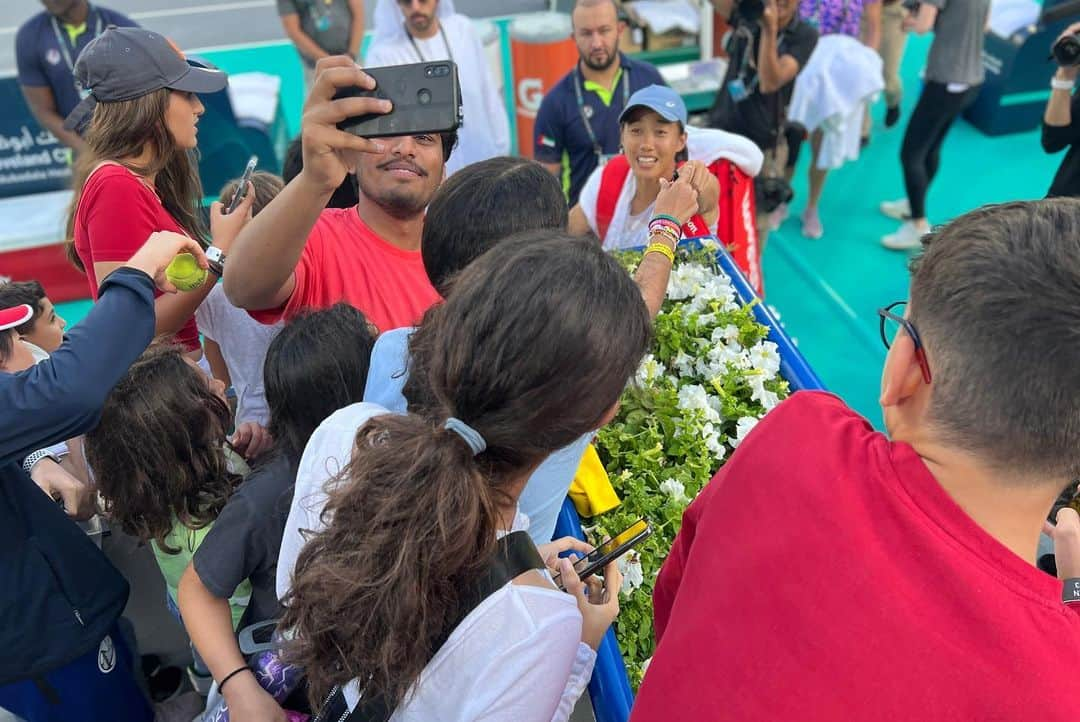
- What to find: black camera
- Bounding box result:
[733,0,765,24]
[1053,33,1080,67]
[755,176,794,214]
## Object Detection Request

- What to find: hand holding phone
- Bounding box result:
[552,519,652,590]
[226,156,258,213]
[557,556,623,650]
[301,56,394,194]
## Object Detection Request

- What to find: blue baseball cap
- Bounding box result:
[618,85,688,125]
[64,27,227,131]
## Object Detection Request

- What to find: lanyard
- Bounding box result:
[573,64,630,163]
[50,6,103,78]
[408,24,454,63]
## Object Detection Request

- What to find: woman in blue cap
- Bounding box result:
[568,84,763,253]
[63,26,253,363]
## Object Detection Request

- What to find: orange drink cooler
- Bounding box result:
[510,13,577,158]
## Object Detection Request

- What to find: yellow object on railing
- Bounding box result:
[568,444,620,518]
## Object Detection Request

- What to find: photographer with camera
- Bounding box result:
[1042,22,1080,197]
[708,0,818,249]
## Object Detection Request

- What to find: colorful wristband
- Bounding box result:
[645,242,676,264]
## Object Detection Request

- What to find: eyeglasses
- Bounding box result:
[877,301,932,384]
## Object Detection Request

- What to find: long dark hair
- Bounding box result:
[66,89,207,270]
[263,303,376,463]
[85,344,239,552]
[282,233,652,709]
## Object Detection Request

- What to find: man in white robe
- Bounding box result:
[365,0,510,174]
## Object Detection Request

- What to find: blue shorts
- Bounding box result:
[0,625,152,722]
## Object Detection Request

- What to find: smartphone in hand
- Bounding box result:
[226,155,258,213]
[336,61,462,139]
[553,519,652,590]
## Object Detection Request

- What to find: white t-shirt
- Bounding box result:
[364,13,510,175]
[277,402,597,722]
[578,125,765,250]
[195,284,283,426]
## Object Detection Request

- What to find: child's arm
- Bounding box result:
[177,564,287,722]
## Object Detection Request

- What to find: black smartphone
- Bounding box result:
[553,519,652,590]
[335,61,462,139]
[226,155,258,213]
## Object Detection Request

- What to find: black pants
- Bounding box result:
[901,81,981,219]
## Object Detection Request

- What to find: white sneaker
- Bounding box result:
[881,221,929,251]
[879,198,912,221]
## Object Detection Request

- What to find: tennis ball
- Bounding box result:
[165,253,208,292]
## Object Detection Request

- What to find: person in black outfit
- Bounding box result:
[1043,22,1080,198]
[0,231,207,722]
[708,0,818,244]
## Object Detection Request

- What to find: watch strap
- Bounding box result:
[23,448,61,475]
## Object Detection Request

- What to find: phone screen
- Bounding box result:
[227,156,258,213]
[574,519,649,573]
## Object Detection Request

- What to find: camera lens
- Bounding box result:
[418,88,432,105]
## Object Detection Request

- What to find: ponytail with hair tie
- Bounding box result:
[444,418,486,456]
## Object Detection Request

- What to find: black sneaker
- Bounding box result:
[885,104,901,128]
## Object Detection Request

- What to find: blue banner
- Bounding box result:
[0,77,71,198]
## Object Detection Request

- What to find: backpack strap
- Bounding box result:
[594,156,632,242]
[316,531,546,722]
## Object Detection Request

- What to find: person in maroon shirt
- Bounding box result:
[632,199,1080,722]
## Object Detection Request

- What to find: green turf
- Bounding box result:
[763,34,1063,427]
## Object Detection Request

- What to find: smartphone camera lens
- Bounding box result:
[418,88,432,105]
[425,66,433,77]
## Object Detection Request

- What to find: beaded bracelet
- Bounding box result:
[649,225,681,247]
[648,217,682,235]
[645,241,676,264]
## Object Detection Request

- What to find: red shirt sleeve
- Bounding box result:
[246,220,326,325]
[82,170,167,266]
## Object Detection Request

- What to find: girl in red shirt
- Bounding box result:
[64,28,253,354]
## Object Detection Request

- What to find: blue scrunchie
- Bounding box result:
[444,417,487,456]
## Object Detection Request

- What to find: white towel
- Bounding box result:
[788,34,884,170]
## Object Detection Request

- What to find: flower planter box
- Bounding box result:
[553,238,824,722]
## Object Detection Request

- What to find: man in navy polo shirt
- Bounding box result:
[15,0,138,152]
[533,0,665,206]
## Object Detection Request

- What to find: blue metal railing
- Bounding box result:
[553,237,826,722]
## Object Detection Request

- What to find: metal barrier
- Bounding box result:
[551,236,826,722]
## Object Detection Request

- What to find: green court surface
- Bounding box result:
[763,35,1062,427]
[55,35,1065,428]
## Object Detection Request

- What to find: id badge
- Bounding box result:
[728,78,749,103]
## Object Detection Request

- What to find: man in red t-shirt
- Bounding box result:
[224,56,456,333]
[631,200,1080,721]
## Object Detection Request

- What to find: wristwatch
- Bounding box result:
[1052,77,1076,92]
[205,246,226,276]
[22,448,61,475]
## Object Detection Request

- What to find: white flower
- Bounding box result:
[701,422,728,460]
[640,656,653,676]
[635,354,666,386]
[732,416,760,448]
[619,552,645,594]
[659,477,688,503]
[748,341,781,378]
[672,350,696,377]
[711,324,741,345]
[749,376,781,411]
[677,384,721,423]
